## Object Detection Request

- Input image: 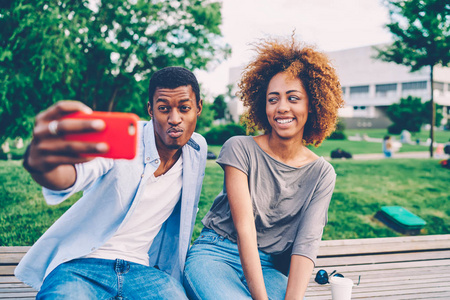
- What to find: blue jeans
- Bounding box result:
[183,228,288,300]
[37,258,187,299]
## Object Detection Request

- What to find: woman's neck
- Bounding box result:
[267,133,304,160]
[255,133,317,167]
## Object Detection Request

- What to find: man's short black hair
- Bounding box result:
[148,67,200,108]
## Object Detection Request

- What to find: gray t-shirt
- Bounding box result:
[202,136,336,266]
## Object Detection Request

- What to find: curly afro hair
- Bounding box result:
[238,38,345,146]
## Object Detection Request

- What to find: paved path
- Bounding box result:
[325,151,449,161]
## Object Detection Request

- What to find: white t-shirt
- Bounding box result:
[85,156,183,266]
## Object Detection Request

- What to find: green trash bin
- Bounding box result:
[375,206,426,235]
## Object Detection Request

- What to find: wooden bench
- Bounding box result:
[2,235,449,299]
[306,234,450,299]
[0,246,36,299]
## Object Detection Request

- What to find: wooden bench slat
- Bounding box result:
[353,285,450,297]
[0,288,36,293]
[318,235,450,256]
[316,250,450,267]
[308,277,448,293]
[0,248,30,254]
[0,266,17,276]
[306,284,450,299]
[352,291,450,300]
[0,278,22,284]
[0,284,33,289]
[316,257,450,272]
[0,294,37,299]
[0,254,27,265]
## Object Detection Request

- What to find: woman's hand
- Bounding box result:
[285,255,314,300]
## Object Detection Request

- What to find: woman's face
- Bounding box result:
[265,72,309,141]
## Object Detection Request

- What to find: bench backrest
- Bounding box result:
[316,234,450,267]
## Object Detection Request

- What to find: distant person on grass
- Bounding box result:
[183,38,345,299]
[16,67,206,299]
[383,135,393,158]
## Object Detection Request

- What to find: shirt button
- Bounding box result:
[141,174,144,178]
[146,157,150,161]
[155,159,159,164]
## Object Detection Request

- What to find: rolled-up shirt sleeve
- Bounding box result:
[291,166,336,265]
[216,136,250,175]
[43,157,114,205]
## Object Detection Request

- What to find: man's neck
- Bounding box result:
[154,140,182,177]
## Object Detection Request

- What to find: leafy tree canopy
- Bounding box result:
[196,102,214,133]
[212,94,227,120]
[0,0,230,142]
[376,0,450,70]
[386,96,443,134]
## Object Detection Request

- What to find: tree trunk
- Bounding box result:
[429,65,435,158]
[108,87,118,112]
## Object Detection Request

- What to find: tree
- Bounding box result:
[195,102,214,133]
[0,0,230,143]
[212,94,227,120]
[386,96,443,134]
[376,0,450,157]
[387,96,426,133]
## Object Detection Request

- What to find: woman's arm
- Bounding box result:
[224,165,268,300]
[285,255,314,300]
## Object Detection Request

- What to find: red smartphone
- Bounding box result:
[62,111,140,159]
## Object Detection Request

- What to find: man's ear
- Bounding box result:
[147,102,153,118]
[197,99,203,116]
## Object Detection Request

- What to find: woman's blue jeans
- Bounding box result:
[183,228,288,300]
[37,258,187,299]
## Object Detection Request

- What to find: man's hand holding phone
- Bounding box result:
[25,101,139,177]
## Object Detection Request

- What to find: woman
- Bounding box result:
[184,38,344,299]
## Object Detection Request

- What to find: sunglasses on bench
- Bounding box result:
[314,269,344,284]
[315,269,361,286]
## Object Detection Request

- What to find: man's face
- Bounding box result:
[148,85,202,152]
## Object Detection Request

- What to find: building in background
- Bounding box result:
[227,44,450,129]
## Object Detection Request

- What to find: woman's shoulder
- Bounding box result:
[223,135,254,148]
[314,157,336,181]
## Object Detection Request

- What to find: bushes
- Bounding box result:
[204,123,246,145]
[328,118,347,140]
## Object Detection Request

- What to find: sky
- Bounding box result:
[195,0,394,98]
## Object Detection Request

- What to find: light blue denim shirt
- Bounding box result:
[15,120,207,291]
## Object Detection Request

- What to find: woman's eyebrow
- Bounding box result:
[286,89,302,94]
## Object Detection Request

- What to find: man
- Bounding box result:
[15,67,206,299]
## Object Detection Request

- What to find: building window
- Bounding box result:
[342,86,346,94]
[376,83,397,93]
[434,82,444,92]
[350,85,369,94]
[402,81,427,91]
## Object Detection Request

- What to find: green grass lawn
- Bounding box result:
[2,157,448,246]
[345,128,449,144]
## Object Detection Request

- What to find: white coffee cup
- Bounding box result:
[329,276,354,300]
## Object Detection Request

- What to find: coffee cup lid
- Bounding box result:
[329,277,354,286]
